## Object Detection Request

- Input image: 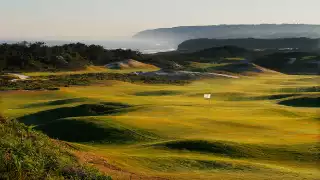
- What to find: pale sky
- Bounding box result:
[1,0,319,40]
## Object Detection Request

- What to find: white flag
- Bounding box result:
[204,94,211,99]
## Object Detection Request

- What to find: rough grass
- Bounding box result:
[0,116,111,180]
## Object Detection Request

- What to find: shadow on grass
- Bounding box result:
[18,102,159,143]
[35,117,155,143]
[278,97,320,107]
[18,102,132,126]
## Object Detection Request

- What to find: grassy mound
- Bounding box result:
[35,117,158,143]
[278,96,320,108]
[23,98,89,108]
[18,102,132,126]
[135,90,183,96]
[0,116,111,180]
[17,102,158,143]
[153,140,319,162]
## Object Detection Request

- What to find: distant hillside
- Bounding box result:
[133,24,320,44]
[178,38,320,52]
[253,52,320,75]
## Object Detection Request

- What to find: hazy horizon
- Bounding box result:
[1,0,320,41]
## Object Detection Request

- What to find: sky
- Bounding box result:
[1,0,319,40]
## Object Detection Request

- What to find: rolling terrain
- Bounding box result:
[1,69,319,179]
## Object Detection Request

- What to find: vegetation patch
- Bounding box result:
[0,116,111,179]
[135,90,183,96]
[278,96,320,108]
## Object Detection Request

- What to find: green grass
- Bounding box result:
[1,73,319,180]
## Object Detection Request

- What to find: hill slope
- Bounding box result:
[133,24,320,44]
[253,52,320,74]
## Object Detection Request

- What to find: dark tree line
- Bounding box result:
[0,42,146,72]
